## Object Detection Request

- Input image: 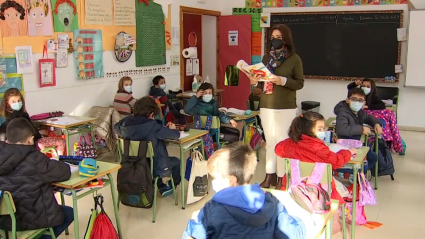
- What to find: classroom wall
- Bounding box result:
[19,0,223,116]
[220,1,425,129]
[202,15,218,88]
[410,0,425,9]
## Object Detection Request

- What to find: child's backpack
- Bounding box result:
[370,138,395,178]
[288,159,331,214]
[117,140,154,208]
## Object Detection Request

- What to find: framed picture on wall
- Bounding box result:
[39,59,56,87]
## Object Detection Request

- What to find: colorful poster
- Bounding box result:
[0,0,28,37]
[26,0,53,36]
[15,46,33,74]
[73,29,104,80]
[51,0,78,32]
[113,0,135,26]
[85,0,113,25]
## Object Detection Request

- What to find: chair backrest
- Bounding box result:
[193,115,220,129]
[0,191,16,216]
[118,138,154,158]
[285,159,332,193]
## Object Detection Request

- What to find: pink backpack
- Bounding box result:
[289,159,331,214]
[249,132,262,150]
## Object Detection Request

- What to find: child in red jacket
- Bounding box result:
[274,111,356,204]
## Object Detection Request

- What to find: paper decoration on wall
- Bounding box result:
[0,73,23,94]
[26,0,53,36]
[105,66,171,78]
[192,59,199,75]
[113,0,135,26]
[260,13,270,28]
[15,45,33,74]
[135,0,166,67]
[0,0,29,37]
[85,0,112,25]
[247,0,408,7]
[56,48,67,67]
[39,46,55,87]
[186,59,192,76]
[164,4,171,50]
[170,55,179,66]
[73,29,104,80]
[114,31,134,63]
[58,33,68,48]
[0,55,6,82]
[52,0,78,32]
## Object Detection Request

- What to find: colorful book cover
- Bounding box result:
[277,0,284,7]
[267,0,273,7]
[323,0,330,6]
[347,0,355,5]
[261,0,268,7]
[354,0,361,5]
[289,0,296,7]
[330,0,336,6]
[306,0,312,6]
[284,0,290,7]
[255,0,262,7]
[300,0,307,7]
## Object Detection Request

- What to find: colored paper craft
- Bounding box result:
[84,0,113,25]
[15,45,33,74]
[113,0,135,26]
[26,0,53,36]
[73,29,104,80]
[247,0,405,6]
[0,0,28,37]
[52,0,78,32]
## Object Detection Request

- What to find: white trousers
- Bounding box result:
[260,108,297,176]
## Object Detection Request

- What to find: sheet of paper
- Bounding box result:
[66,163,79,173]
[186,59,193,76]
[45,116,84,126]
[397,28,407,41]
[114,0,136,26]
[85,0,113,25]
[171,27,180,45]
[15,46,33,74]
[328,144,349,153]
[179,132,189,139]
[192,59,199,75]
[260,13,271,28]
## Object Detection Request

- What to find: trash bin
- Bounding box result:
[301,101,320,113]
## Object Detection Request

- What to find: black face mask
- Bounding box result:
[271,38,285,50]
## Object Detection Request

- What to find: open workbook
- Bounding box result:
[236,60,273,81]
[219,107,246,115]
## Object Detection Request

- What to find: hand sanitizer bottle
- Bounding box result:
[192,75,198,92]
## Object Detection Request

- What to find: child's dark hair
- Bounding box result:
[6,118,35,144]
[117,76,132,93]
[0,0,26,20]
[208,143,257,185]
[0,88,26,120]
[152,75,164,86]
[347,88,366,99]
[198,82,215,95]
[133,96,159,117]
[288,112,325,142]
[362,78,378,105]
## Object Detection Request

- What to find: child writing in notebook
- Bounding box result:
[113,76,136,117]
[184,83,240,143]
[274,111,356,204]
[0,88,66,155]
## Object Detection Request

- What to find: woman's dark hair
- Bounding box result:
[0,0,26,20]
[198,82,215,95]
[362,78,379,106]
[0,88,26,120]
[133,96,159,117]
[268,24,295,55]
[288,111,324,142]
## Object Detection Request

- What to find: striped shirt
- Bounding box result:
[113,91,136,116]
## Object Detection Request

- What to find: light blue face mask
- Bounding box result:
[124,85,132,93]
[362,87,371,95]
[160,84,166,90]
[202,94,213,103]
[316,131,326,141]
[11,101,22,111]
[350,101,363,112]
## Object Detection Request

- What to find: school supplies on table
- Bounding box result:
[30,111,64,120]
[179,132,189,139]
[79,158,99,177]
[218,107,250,115]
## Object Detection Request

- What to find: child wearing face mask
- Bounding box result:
[347,78,386,110]
[149,75,186,124]
[184,83,240,143]
[274,111,356,204]
[183,144,306,239]
[0,88,66,155]
[114,97,181,197]
[113,76,136,117]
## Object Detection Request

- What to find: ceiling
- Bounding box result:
[410,0,425,9]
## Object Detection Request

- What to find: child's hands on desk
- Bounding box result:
[374,124,383,135]
[230,119,237,128]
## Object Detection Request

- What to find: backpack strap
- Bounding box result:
[123,139,130,157]
[290,159,302,186]
[137,141,148,159]
[307,162,327,185]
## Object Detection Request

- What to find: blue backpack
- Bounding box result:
[79,158,98,177]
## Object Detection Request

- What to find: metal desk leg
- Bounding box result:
[179,144,185,209]
[64,129,70,156]
[254,117,259,160]
[60,193,69,235]
[351,164,359,239]
[325,214,334,239]
[107,173,123,238]
[89,123,96,147]
[374,136,379,190]
[71,189,79,239]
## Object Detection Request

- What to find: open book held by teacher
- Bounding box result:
[236,60,273,81]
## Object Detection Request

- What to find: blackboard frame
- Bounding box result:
[264,11,403,83]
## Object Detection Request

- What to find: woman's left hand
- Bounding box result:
[230,119,237,128]
[269,74,283,85]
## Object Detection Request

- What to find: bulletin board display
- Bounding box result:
[245,0,407,8]
[265,11,403,82]
[0,55,24,98]
[1,0,136,54]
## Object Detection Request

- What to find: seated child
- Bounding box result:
[149,75,186,125]
[184,83,240,143]
[0,118,73,238]
[347,78,362,90]
[183,144,306,239]
[114,97,181,197]
[275,111,356,204]
[113,76,136,117]
[334,88,382,171]
[347,78,386,110]
[0,88,66,155]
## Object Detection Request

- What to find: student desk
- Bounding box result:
[263,189,339,239]
[36,116,97,156]
[340,146,369,239]
[166,129,208,209]
[52,161,122,239]
[228,111,260,159]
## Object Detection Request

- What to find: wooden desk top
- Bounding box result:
[166,129,208,144]
[229,111,260,120]
[36,115,97,129]
[52,161,121,189]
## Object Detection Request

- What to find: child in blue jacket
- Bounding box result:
[184,83,239,143]
[182,144,306,239]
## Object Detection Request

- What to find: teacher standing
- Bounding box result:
[248,24,304,189]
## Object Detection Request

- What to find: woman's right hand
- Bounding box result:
[248,73,262,86]
[196,90,205,98]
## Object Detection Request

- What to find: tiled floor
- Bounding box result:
[60,131,423,239]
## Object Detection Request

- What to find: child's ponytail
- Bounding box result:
[288,112,325,142]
